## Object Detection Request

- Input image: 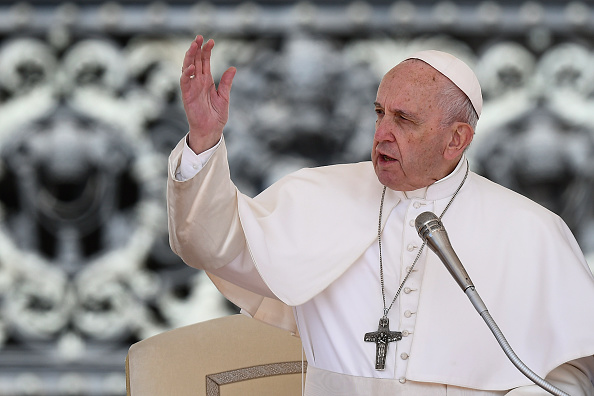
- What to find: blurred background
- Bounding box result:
[0,0,593,394]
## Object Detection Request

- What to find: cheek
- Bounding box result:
[410,130,442,157]
[417,144,443,171]
[402,141,432,170]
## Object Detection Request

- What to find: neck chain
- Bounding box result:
[378,161,469,318]
[365,161,469,371]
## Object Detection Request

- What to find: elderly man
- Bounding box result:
[167,36,594,395]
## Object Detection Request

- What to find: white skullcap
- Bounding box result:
[406,50,483,118]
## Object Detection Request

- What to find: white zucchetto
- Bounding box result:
[406,50,483,118]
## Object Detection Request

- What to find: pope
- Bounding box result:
[167,35,594,395]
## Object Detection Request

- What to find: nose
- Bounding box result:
[374,118,395,142]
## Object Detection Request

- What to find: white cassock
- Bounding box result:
[167,136,594,395]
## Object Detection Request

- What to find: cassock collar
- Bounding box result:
[386,155,468,202]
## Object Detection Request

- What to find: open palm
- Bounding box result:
[180,36,236,153]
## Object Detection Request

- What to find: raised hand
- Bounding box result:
[180,35,237,154]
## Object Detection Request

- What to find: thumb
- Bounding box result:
[217,66,236,101]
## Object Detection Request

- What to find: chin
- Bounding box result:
[375,172,396,191]
[373,166,399,188]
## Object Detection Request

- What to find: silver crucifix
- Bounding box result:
[364,317,402,370]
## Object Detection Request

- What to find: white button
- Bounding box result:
[407,244,416,251]
[400,353,409,360]
[399,378,406,384]
[404,310,412,318]
[413,202,421,209]
[404,287,412,294]
[192,164,198,169]
[402,330,410,336]
[409,220,415,227]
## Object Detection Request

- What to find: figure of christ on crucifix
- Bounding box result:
[364,317,403,370]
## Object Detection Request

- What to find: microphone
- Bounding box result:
[414,211,570,396]
[415,212,474,292]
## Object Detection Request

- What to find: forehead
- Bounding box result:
[376,60,447,113]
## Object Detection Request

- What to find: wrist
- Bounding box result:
[187,131,221,154]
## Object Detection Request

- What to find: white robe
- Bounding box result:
[167,137,594,393]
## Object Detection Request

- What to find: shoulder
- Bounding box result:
[291,161,375,181]
[468,172,558,218]
[257,161,379,199]
[464,172,574,243]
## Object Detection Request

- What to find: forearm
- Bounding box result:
[168,135,276,300]
[167,136,245,271]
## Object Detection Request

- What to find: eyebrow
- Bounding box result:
[373,102,419,123]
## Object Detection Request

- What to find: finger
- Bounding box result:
[182,41,197,72]
[201,39,215,76]
[217,66,237,101]
[193,35,205,75]
[182,35,202,73]
[180,64,196,86]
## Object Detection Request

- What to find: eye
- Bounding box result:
[375,108,384,116]
[397,113,411,122]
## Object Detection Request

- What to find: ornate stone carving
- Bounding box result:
[0,1,592,394]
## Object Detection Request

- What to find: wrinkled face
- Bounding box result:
[372,60,454,191]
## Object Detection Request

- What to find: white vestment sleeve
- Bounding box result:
[207,247,278,300]
[169,135,276,298]
[505,357,594,396]
[168,136,297,334]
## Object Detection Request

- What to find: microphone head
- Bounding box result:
[415,212,475,291]
[415,212,444,241]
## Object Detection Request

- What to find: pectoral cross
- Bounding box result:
[364,317,402,370]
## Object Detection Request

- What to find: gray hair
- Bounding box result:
[438,80,479,130]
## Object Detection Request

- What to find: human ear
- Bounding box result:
[444,122,474,161]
